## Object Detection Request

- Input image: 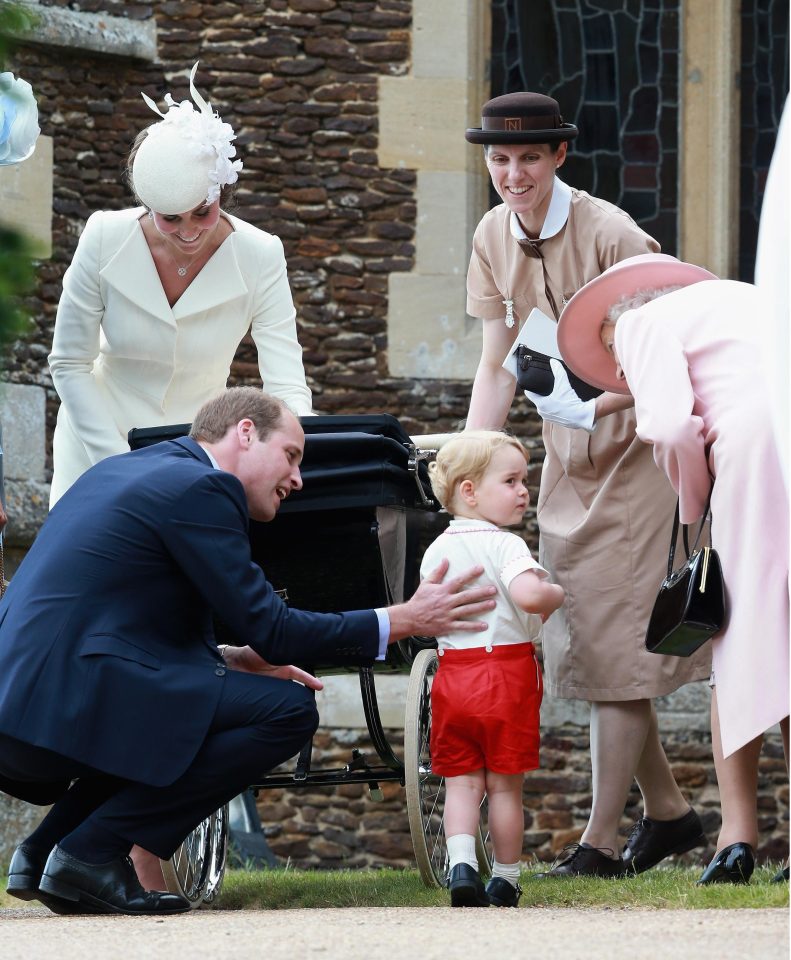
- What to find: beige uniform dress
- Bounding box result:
[467,180,711,700]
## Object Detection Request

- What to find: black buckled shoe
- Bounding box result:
[696,842,755,885]
[447,863,490,907]
[6,844,86,915]
[485,876,522,907]
[622,808,706,874]
[38,845,189,915]
[535,843,626,878]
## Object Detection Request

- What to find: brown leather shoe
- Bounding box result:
[535,843,626,878]
[622,808,706,874]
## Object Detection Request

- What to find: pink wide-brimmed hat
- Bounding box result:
[557,254,718,394]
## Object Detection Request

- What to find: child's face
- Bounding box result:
[458,446,530,527]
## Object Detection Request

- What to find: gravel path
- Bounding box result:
[1,906,787,959]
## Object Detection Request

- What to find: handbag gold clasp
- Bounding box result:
[699,547,710,593]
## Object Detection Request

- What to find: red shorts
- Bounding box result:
[430,642,543,777]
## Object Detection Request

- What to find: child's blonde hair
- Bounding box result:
[428,430,529,512]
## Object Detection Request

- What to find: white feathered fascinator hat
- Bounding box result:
[132,63,243,214]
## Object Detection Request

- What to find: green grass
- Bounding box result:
[2,866,787,911]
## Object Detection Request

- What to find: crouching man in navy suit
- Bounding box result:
[0,388,496,916]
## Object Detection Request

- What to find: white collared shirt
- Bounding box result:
[420,517,548,652]
[509,176,572,242]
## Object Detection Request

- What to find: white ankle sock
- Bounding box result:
[491,860,521,887]
[447,834,478,870]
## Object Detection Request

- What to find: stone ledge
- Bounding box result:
[14,1,157,61]
[316,674,712,731]
[4,477,49,549]
[0,796,47,867]
[386,273,480,379]
[1,382,47,483]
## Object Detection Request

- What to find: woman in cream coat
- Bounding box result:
[49,65,311,505]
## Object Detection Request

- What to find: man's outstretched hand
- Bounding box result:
[387,558,496,643]
[222,644,323,690]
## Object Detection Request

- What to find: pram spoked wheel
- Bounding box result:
[160,803,229,908]
[404,648,491,887]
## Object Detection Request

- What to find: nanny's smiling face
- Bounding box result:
[485,141,567,235]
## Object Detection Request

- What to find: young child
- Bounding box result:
[420,430,565,907]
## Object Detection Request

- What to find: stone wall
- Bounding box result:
[7,0,505,458]
[257,724,789,870]
[0,1,787,873]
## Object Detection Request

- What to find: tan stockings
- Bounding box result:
[710,688,790,852]
[581,698,689,856]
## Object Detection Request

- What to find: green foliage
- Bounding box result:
[0,0,40,357]
[0,224,35,349]
[0,1,38,63]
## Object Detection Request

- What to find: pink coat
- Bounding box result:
[616,279,790,756]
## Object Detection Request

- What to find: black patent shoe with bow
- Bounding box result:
[696,842,755,885]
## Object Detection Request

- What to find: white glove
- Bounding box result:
[524,359,596,432]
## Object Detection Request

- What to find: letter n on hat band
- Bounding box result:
[482,115,561,131]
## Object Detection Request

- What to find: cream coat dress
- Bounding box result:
[616,280,789,757]
[467,179,711,700]
[49,208,312,504]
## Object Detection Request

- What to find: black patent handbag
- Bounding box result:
[645,486,726,657]
[514,345,603,401]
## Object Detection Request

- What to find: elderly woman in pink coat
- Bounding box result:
[558,254,789,884]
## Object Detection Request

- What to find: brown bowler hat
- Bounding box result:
[466,92,578,145]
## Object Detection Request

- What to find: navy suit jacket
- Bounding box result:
[0,438,379,786]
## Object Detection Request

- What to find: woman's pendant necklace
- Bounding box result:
[170,250,190,277]
[161,241,190,278]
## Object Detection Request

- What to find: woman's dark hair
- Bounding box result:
[124,128,238,211]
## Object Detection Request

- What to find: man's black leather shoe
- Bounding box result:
[447,863,489,907]
[485,876,522,907]
[622,808,705,874]
[535,843,626,878]
[771,864,789,883]
[38,845,189,915]
[696,842,755,885]
[6,843,86,915]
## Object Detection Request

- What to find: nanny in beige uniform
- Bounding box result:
[464,93,710,877]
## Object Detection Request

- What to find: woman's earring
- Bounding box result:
[148,210,154,220]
